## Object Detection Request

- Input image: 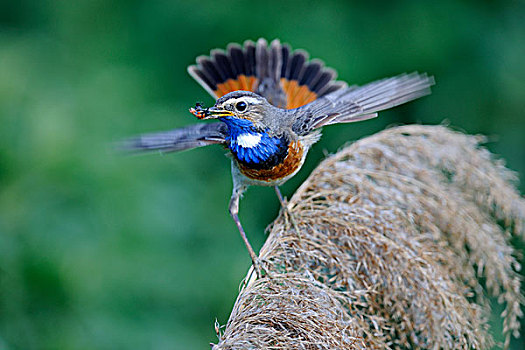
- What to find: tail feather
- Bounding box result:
[269,39,282,83]
[211,49,236,82]
[286,49,307,81]
[243,40,256,77]
[227,44,245,76]
[299,59,322,87]
[187,38,344,109]
[255,38,270,80]
[312,69,342,95]
[279,43,291,79]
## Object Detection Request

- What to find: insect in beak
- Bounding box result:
[189,103,233,120]
[189,102,209,119]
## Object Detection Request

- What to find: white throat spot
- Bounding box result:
[237,133,262,148]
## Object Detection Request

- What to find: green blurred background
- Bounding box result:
[1,0,524,349]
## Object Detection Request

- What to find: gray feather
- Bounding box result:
[255,38,287,107]
[291,72,434,134]
[118,122,227,153]
[255,38,269,79]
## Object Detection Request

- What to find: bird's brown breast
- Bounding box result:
[237,140,304,182]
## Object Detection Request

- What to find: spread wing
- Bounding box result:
[291,73,435,135]
[119,122,228,153]
[187,38,345,109]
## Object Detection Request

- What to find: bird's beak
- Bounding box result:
[189,105,234,120]
[206,107,234,118]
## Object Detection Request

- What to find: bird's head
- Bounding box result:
[189,91,274,128]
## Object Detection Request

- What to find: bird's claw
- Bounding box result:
[252,257,272,279]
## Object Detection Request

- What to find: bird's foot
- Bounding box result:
[251,257,273,279]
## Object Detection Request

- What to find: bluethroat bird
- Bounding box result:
[123,39,434,275]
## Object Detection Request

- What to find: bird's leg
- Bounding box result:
[274,186,287,208]
[274,186,301,240]
[229,186,263,278]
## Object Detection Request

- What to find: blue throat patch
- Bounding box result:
[220,117,286,166]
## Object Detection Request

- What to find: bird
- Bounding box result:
[122,38,434,276]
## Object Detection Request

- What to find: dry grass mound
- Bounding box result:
[213,125,525,349]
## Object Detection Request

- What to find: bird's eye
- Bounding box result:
[235,101,247,112]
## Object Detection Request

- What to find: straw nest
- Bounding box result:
[212,125,524,349]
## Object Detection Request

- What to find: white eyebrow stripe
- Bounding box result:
[231,97,262,105]
[237,133,262,148]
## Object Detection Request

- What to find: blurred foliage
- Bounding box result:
[0,0,523,349]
